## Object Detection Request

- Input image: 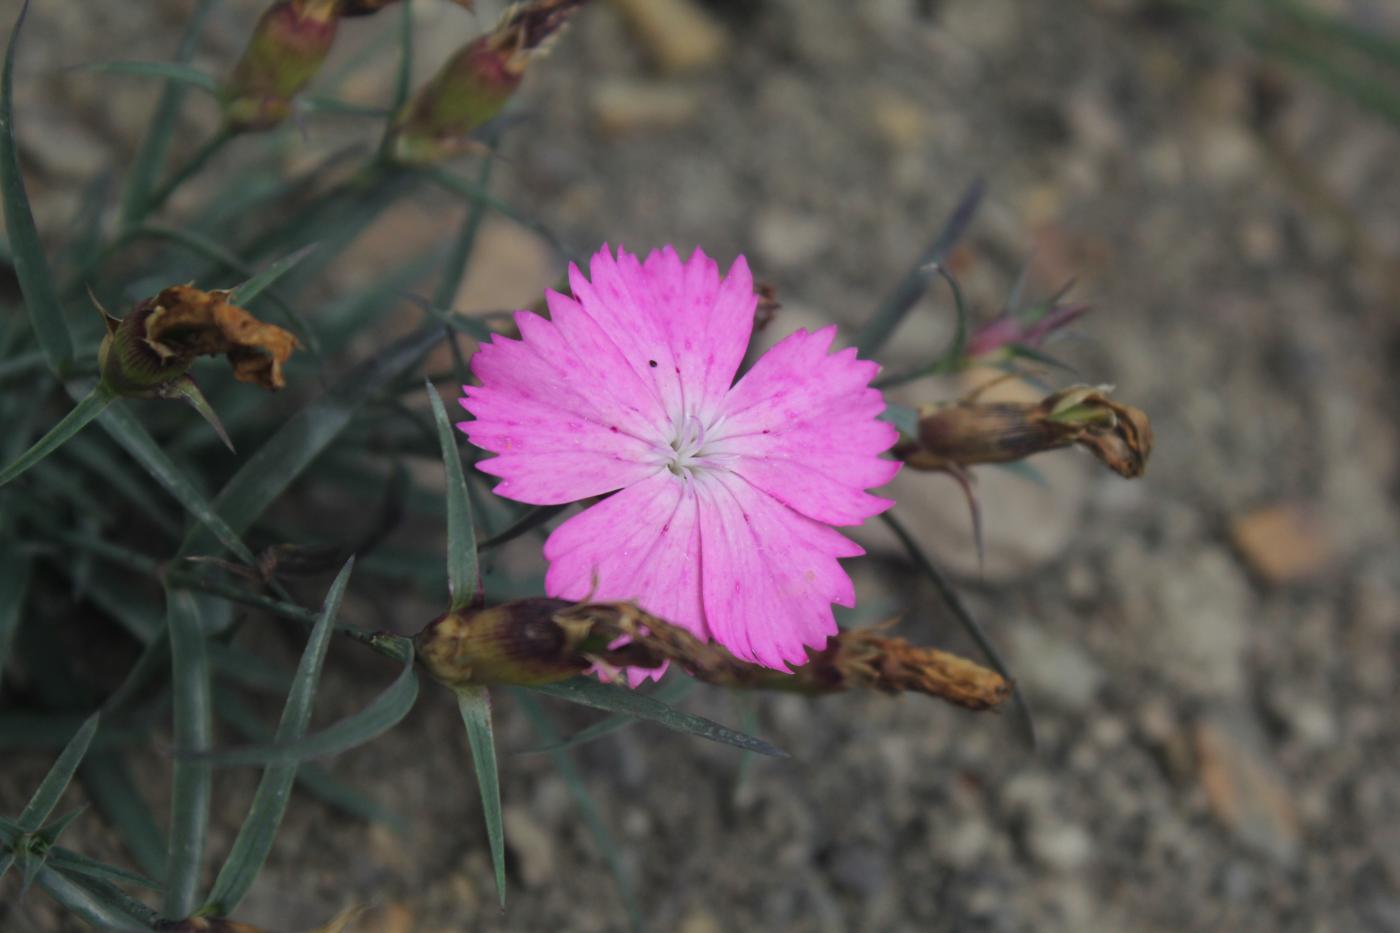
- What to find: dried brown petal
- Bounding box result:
[140,285,299,390]
[899,384,1152,478]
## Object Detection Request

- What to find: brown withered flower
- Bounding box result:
[416,598,1010,712]
[100,285,299,395]
[896,384,1153,479]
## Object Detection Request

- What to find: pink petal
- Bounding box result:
[641,246,756,426]
[708,325,901,525]
[693,470,862,670]
[544,471,707,642]
[459,310,666,503]
[569,246,756,429]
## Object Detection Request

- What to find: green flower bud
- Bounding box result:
[222,0,341,132]
[390,0,589,164]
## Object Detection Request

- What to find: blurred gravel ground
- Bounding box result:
[3,0,1399,930]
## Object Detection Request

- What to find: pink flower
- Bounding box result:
[459,246,899,672]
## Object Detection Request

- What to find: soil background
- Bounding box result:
[3,0,1400,930]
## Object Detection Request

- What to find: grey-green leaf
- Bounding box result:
[117,0,221,225]
[178,324,444,561]
[456,685,506,907]
[427,382,478,611]
[528,678,788,758]
[204,559,354,916]
[514,691,641,931]
[163,589,213,919]
[0,384,115,487]
[195,648,419,767]
[96,400,259,569]
[854,178,984,358]
[79,60,218,94]
[2,0,75,372]
[17,712,100,832]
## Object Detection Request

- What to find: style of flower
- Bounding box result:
[459,246,899,672]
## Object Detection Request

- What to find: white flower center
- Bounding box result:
[664,413,724,479]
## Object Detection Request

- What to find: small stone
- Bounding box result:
[1005,625,1105,711]
[503,806,557,887]
[1194,717,1301,866]
[1238,217,1283,265]
[609,0,727,74]
[1231,502,1334,585]
[591,79,702,136]
[870,92,930,150]
[1024,820,1093,871]
[751,208,833,271]
[826,845,889,897]
[678,909,724,933]
[1134,546,1251,697]
[936,816,992,869]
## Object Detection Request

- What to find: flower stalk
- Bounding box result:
[416,599,1011,711]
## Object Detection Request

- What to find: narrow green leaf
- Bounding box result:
[515,691,641,931]
[194,649,419,767]
[34,805,88,847]
[927,262,970,372]
[101,632,171,720]
[433,156,495,310]
[96,400,260,569]
[140,126,235,220]
[0,851,12,882]
[1,0,74,372]
[879,511,1036,748]
[392,0,415,110]
[456,685,506,907]
[854,178,984,357]
[319,252,443,356]
[80,753,167,879]
[62,434,182,537]
[46,846,160,890]
[163,375,235,452]
[51,867,163,928]
[163,589,212,919]
[521,676,696,755]
[227,242,321,306]
[178,324,444,559]
[214,688,406,833]
[79,60,218,94]
[528,678,788,758]
[478,503,568,552]
[118,0,221,226]
[17,712,100,832]
[0,708,160,751]
[0,551,30,694]
[422,165,578,262]
[427,383,478,610]
[0,384,114,486]
[35,867,148,931]
[205,560,353,916]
